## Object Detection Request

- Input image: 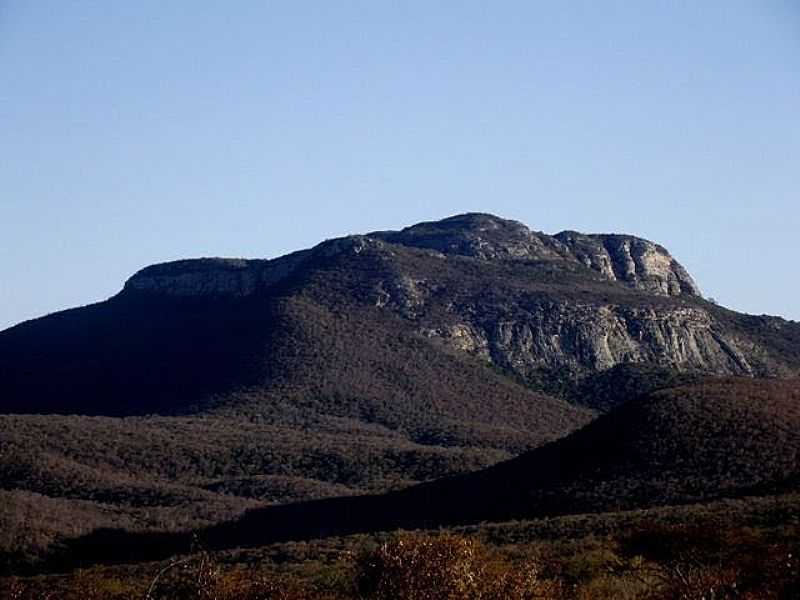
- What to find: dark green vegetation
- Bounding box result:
[1,214,799,596]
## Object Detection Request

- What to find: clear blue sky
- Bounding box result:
[2,1,799,330]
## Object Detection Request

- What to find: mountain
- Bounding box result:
[2,213,798,416]
[2,212,799,566]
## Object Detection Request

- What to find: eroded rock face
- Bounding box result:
[124,252,312,298]
[554,231,701,297]
[428,302,764,381]
[125,258,264,297]
[123,236,389,298]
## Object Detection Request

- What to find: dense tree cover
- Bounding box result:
[0,411,510,565]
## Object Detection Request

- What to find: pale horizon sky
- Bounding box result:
[2,1,799,330]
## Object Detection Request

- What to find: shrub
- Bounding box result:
[354,532,557,600]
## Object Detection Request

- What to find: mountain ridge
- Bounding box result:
[118,212,701,301]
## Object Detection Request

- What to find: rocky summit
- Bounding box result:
[126,213,700,299]
[373,214,700,297]
[119,213,797,392]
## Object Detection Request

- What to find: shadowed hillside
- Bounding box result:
[38,378,800,569]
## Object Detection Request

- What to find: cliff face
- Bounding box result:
[124,251,312,298]
[426,303,765,382]
[554,231,701,297]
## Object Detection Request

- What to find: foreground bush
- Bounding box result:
[355,532,560,600]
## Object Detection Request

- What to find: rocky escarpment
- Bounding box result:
[123,252,311,298]
[123,236,385,298]
[424,303,769,386]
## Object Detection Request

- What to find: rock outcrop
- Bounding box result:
[124,251,311,298]
[554,231,701,297]
[372,213,566,262]
[374,213,700,297]
[123,236,384,298]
